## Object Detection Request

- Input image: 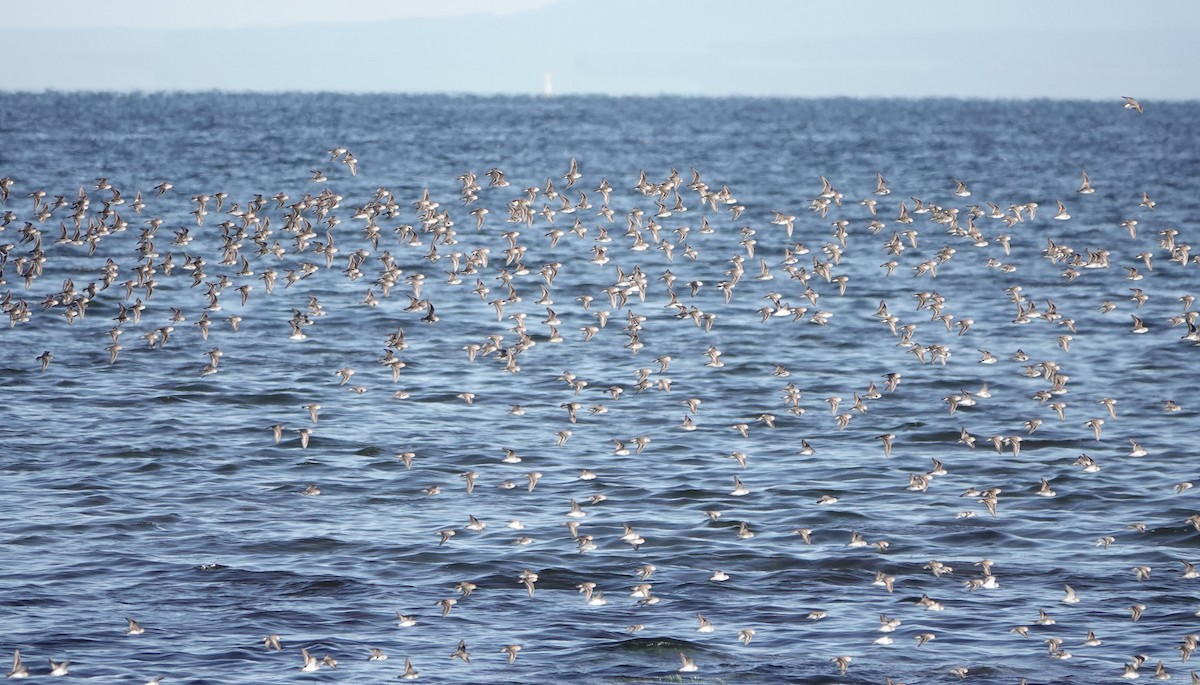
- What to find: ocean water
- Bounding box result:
[1,92,1199,684]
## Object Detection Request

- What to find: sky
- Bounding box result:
[2,0,1198,99]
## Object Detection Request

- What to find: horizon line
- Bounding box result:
[1,89,1196,104]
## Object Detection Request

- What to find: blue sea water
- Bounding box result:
[1,92,1199,684]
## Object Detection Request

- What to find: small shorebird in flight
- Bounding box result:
[7,650,28,679]
[1078,170,1095,194]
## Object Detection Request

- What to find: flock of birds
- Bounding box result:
[3,95,1199,683]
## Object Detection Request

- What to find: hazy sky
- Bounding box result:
[3,0,1198,99]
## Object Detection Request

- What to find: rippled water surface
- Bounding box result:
[1,93,1199,684]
